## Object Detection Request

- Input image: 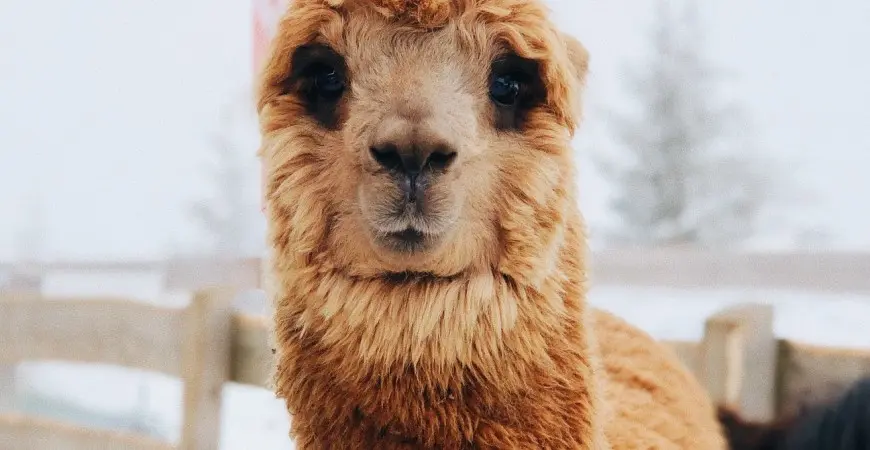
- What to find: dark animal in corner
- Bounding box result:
[719,376,870,450]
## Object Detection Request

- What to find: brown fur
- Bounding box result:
[257,0,726,448]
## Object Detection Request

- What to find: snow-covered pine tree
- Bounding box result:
[599,0,768,248]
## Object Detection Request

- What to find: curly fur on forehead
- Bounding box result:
[325,0,553,30]
[327,0,457,27]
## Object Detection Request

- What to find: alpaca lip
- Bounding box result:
[388,228,426,246]
[378,227,435,253]
[391,228,425,243]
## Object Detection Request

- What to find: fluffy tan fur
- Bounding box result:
[257,0,726,448]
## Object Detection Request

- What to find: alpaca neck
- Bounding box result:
[270,220,605,448]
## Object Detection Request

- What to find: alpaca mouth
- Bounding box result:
[379,227,432,252]
[365,200,454,253]
[391,228,425,243]
[363,188,458,254]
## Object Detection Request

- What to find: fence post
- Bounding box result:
[0,366,14,412]
[0,272,43,412]
[180,288,235,450]
[700,303,777,422]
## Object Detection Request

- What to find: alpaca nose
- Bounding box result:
[369,142,457,176]
[369,141,457,203]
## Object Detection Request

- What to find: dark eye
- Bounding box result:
[490,74,521,106]
[312,65,345,101]
[488,53,544,129]
[288,45,348,129]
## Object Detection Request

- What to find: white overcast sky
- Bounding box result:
[1,0,868,260]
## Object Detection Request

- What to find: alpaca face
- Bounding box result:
[258,0,588,276]
[339,33,490,257]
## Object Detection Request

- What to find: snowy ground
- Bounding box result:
[9,274,870,449]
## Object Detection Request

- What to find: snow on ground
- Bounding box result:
[11,273,870,449]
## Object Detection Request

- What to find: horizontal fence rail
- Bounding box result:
[3,250,870,293]
[0,413,174,450]
[0,294,186,377]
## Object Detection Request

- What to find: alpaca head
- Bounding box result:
[258,0,589,281]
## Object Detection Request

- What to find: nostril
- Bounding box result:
[425,149,457,172]
[370,145,403,172]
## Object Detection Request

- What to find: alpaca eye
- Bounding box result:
[313,66,345,100]
[490,75,521,106]
[489,53,544,129]
[288,44,348,129]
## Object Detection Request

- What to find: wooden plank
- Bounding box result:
[657,337,870,422]
[163,258,262,291]
[701,303,777,422]
[230,313,274,389]
[0,365,14,411]
[0,413,173,450]
[4,251,870,293]
[0,295,185,377]
[179,289,234,450]
[590,249,870,294]
[0,260,166,273]
[777,341,870,417]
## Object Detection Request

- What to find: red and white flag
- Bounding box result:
[253,0,287,75]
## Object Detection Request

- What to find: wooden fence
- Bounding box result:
[2,292,869,449]
[663,303,870,421]
[1,251,869,448]
[0,289,238,450]
[3,249,870,294]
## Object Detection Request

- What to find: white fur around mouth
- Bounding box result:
[370,211,450,236]
[373,224,430,243]
[375,227,437,253]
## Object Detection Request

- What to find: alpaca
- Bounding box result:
[718,376,870,450]
[256,0,726,448]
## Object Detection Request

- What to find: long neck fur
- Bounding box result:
[268,226,607,448]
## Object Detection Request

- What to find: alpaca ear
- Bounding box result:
[561,32,589,87]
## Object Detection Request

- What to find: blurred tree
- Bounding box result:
[184,96,265,258]
[13,190,46,266]
[597,0,771,248]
